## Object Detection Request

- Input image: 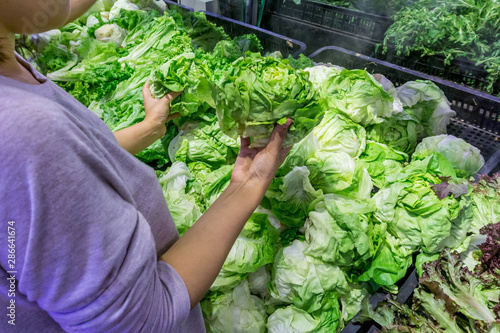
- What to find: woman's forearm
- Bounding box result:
[160,180,267,309]
[113,119,165,155]
[66,0,98,24]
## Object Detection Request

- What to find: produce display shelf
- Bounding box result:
[378,47,500,98]
[163,0,306,58]
[258,8,499,96]
[264,0,392,42]
[309,46,500,172]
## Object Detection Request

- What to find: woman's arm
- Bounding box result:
[160,121,292,308]
[114,82,181,155]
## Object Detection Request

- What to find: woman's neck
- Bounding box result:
[0,27,41,85]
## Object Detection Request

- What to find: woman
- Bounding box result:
[0,1,291,332]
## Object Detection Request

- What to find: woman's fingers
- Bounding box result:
[142,80,154,103]
[240,137,252,150]
[166,113,182,122]
[162,90,183,103]
[142,80,183,105]
[266,118,292,158]
[278,146,293,165]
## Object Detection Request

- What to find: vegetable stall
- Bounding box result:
[16,0,500,331]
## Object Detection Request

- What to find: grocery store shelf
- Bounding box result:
[164,0,307,57]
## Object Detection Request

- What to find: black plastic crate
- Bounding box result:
[378,47,500,97]
[163,0,193,12]
[259,8,499,96]
[265,0,392,41]
[203,12,306,58]
[261,12,379,57]
[341,264,419,332]
[309,46,500,168]
[163,0,306,58]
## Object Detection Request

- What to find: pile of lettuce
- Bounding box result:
[360,221,500,332]
[25,1,499,332]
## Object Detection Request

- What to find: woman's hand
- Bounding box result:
[113,82,182,155]
[142,81,182,137]
[231,119,293,195]
[161,118,292,309]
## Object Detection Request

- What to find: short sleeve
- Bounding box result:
[0,95,191,332]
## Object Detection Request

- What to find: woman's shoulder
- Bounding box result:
[0,84,64,121]
[0,85,91,155]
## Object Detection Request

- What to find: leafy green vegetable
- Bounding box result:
[413,134,485,177]
[247,265,271,298]
[135,122,177,166]
[94,23,128,47]
[157,162,203,235]
[305,194,376,273]
[470,174,500,234]
[312,113,367,158]
[213,54,325,148]
[287,53,314,70]
[202,280,267,333]
[366,110,421,154]
[29,3,490,329]
[174,10,229,52]
[187,162,233,210]
[319,69,397,126]
[167,118,239,167]
[221,213,279,275]
[263,166,324,228]
[269,240,349,312]
[278,132,319,176]
[383,0,500,95]
[267,299,340,333]
[358,233,413,287]
[363,249,500,332]
[148,52,215,117]
[397,80,456,137]
[372,157,473,254]
[306,152,373,199]
[359,141,408,188]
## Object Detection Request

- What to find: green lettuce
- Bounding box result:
[202,280,267,333]
[149,52,215,117]
[359,141,408,188]
[168,118,239,167]
[221,213,279,275]
[304,65,343,90]
[187,162,233,210]
[320,69,397,126]
[470,174,500,234]
[304,194,376,273]
[373,158,473,254]
[413,134,485,177]
[213,54,324,148]
[269,240,349,313]
[397,80,456,137]
[278,132,319,176]
[366,110,421,154]
[267,298,340,333]
[247,265,271,298]
[157,162,202,235]
[263,166,324,228]
[358,233,413,287]
[312,113,367,158]
[306,152,373,199]
[135,122,177,166]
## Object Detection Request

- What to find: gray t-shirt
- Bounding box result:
[0,54,205,332]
